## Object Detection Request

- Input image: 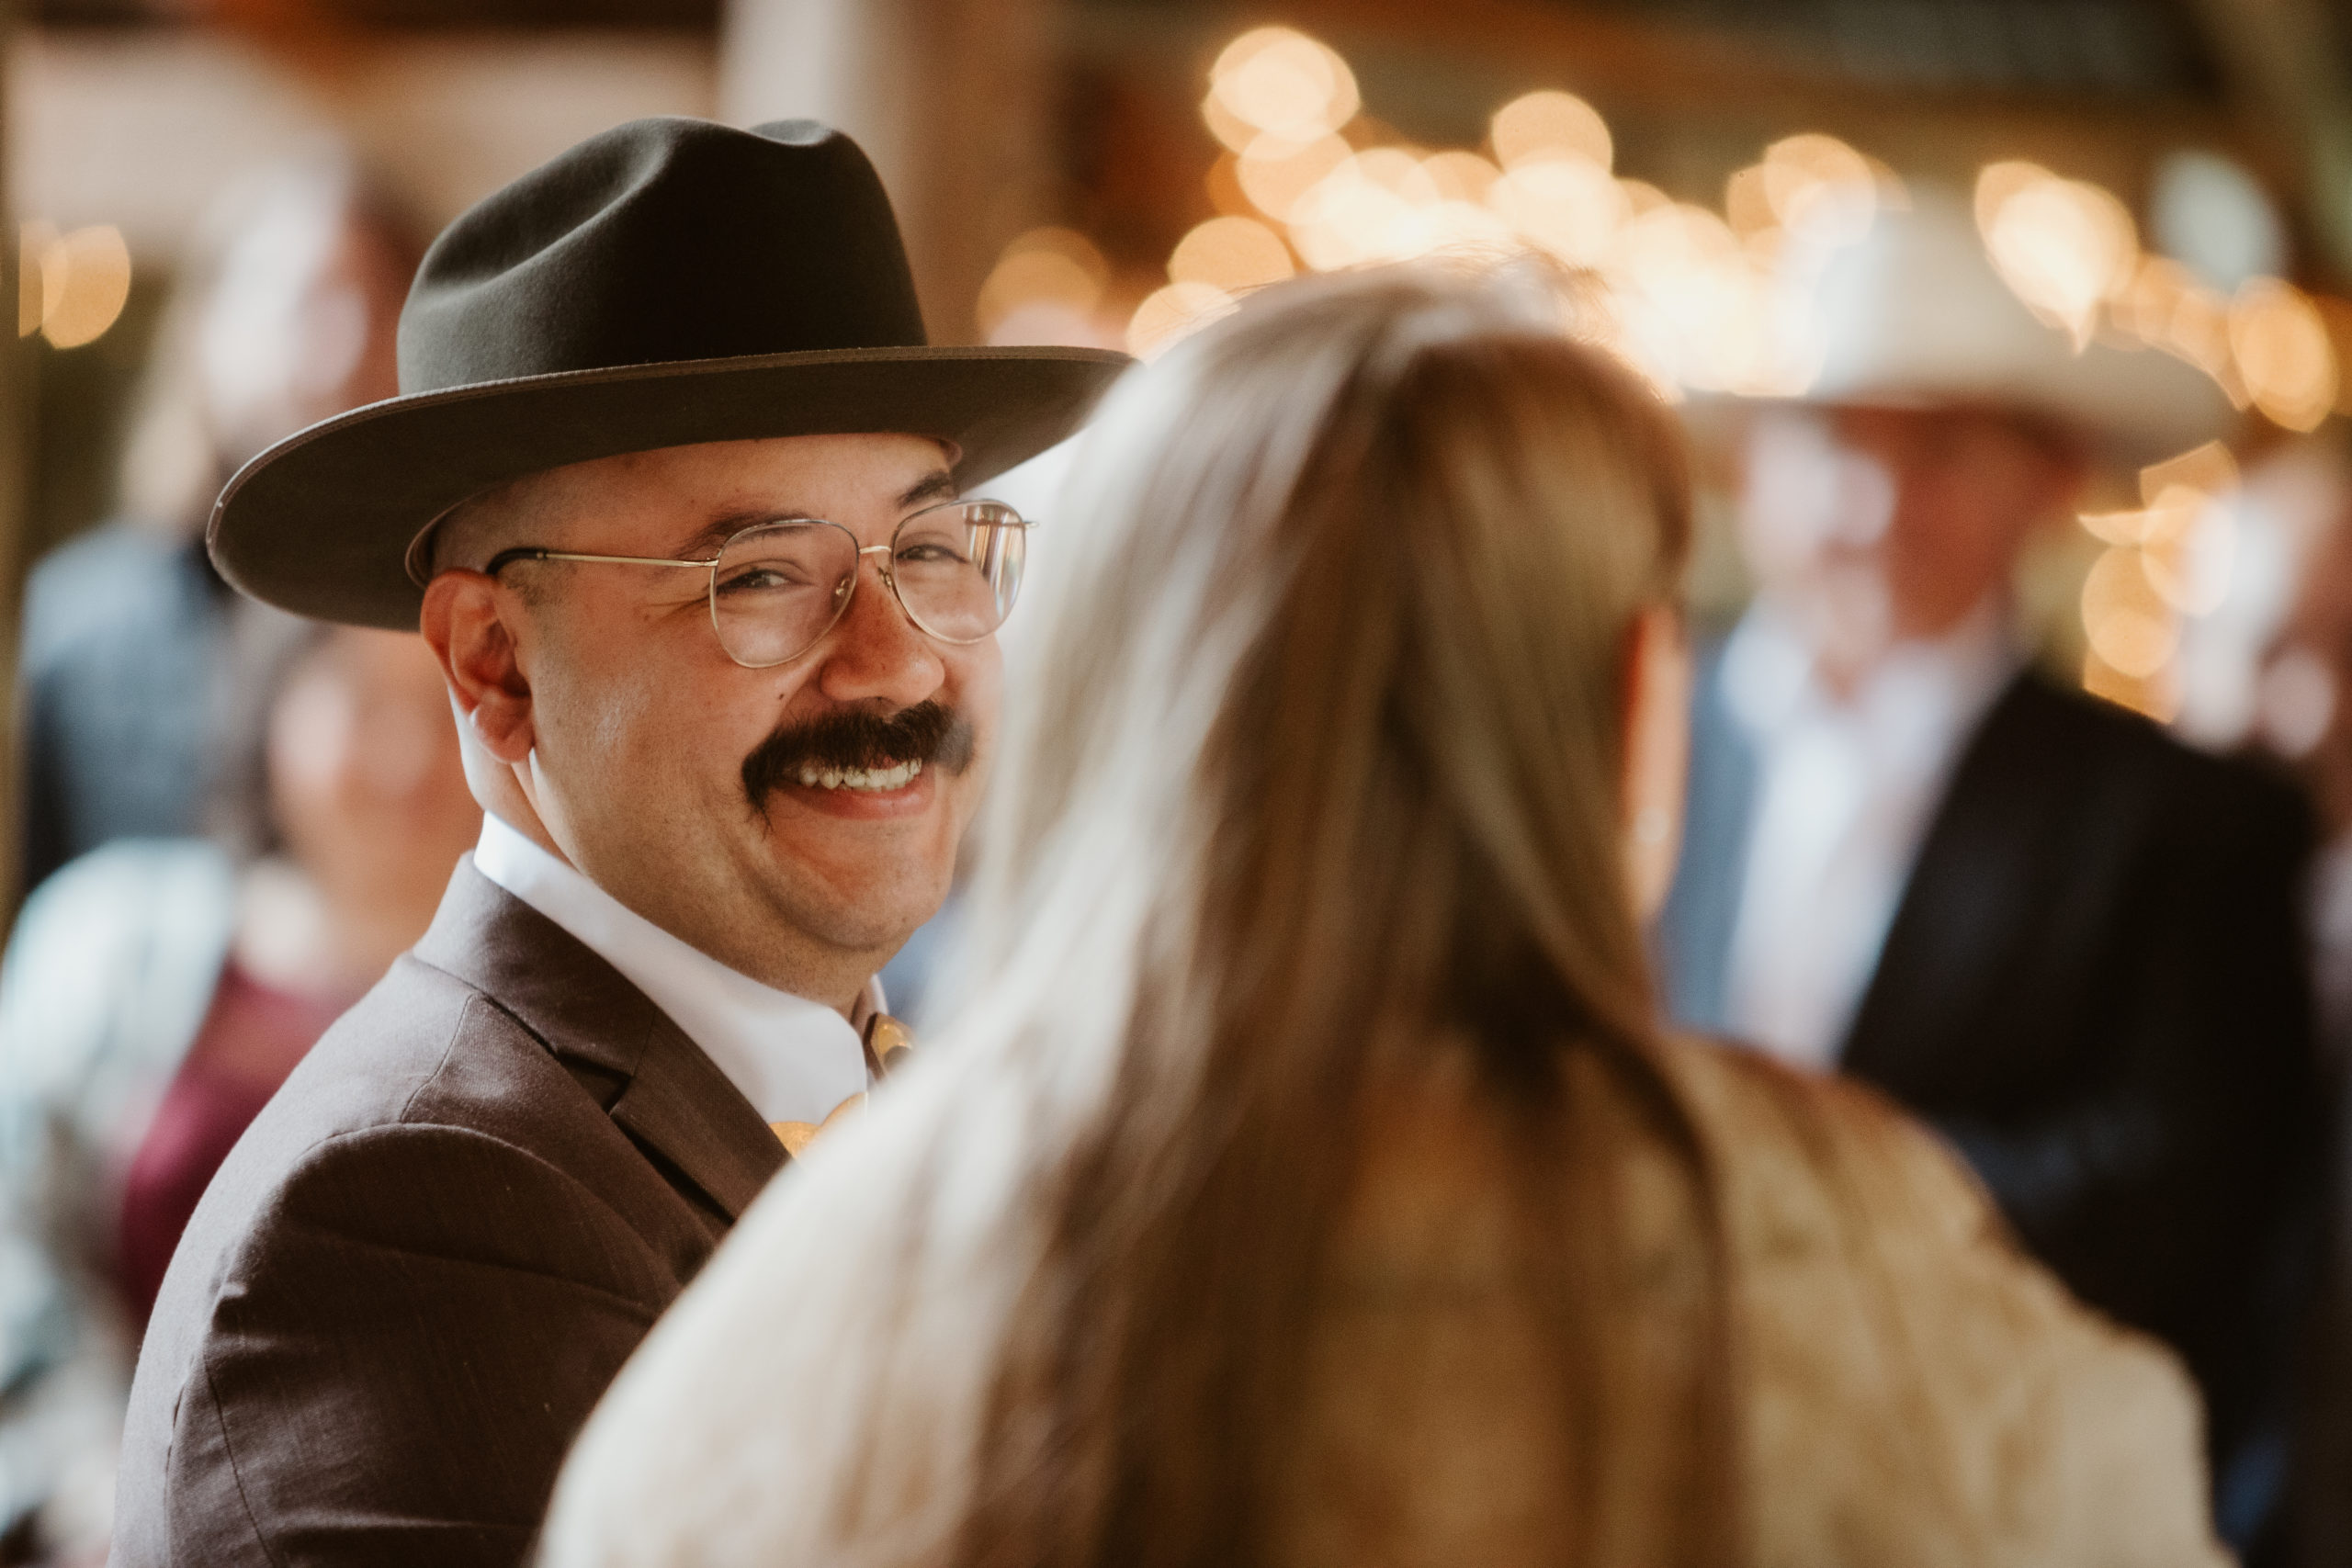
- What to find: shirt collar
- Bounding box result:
[1722,594,2021,761]
[469,813,869,1126]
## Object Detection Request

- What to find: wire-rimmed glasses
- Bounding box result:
[484,499,1030,670]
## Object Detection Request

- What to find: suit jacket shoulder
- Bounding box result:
[112,863,786,1568]
[1844,670,2312,1103]
[1838,671,2318,1500]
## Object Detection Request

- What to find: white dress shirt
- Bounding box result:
[470,812,869,1126]
[1720,600,2019,1069]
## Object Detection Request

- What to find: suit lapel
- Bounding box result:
[413,862,785,1222]
[1838,671,2062,1079]
[605,1033,784,1221]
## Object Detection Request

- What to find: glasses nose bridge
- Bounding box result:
[837,539,912,629]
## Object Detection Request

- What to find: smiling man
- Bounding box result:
[108,118,1124,1568]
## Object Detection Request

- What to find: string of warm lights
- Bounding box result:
[1976,161,2339,430]
[976,23,2349,420]
[968,21,2352,723]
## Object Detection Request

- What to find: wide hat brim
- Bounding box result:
[1729,188,2235,468]
[209,343,1130,631]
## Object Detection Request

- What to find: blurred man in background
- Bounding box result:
[17,152,418,895]
[1657,193,2321,1560]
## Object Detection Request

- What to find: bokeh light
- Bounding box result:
[1127,279,1237,359]
[1153,22,2296,446]
[2077,444,2245,713]
[1724,164,1776,241]
[2160,276,2245,397]
[1168,215,1295,293]
[1204,36,1840,400]
[1235,131,1352,224]
[1759,133,1881,248]
[1618,179,1671,217]
[1204,28,1360,149]
[1422,151,1503,206]
[1487,154,1624,267]
[2229,277,2337,432]
[978,228,1108,347]
[1489,90,1612,173]
[2082,545,2180,678]
[20,221,131,350]
[2260,647,2336,757]
[1612,201,1809,395]
[1976,162,2139,348]
[2111,255,2198,348]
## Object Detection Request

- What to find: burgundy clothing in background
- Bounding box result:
[117,963,351,1321]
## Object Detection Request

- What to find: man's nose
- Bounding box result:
[812,548,947,708]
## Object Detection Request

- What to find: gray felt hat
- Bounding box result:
[209,116,1130,630]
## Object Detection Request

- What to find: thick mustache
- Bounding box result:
[741,701,975,807]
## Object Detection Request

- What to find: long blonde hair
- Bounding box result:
[939,263,1735,1567]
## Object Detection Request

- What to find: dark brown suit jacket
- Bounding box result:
[109,862,788,1567]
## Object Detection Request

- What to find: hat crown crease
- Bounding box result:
[395,117,927,396]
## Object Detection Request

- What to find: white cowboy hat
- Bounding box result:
[1785,186,2233,466]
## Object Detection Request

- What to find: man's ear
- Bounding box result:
[421,571,536,764]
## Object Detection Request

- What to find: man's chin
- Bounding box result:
[755,859,949,967]
[745,804,956,948]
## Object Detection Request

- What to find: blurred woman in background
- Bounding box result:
[0,608,479,1566]
[17,152,418,896]
[542,265,2224,1568]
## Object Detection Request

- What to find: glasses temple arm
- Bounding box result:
[482,546,719,575]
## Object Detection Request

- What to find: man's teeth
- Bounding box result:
[795,758,923,793]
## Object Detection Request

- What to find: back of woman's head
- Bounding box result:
[948,262,1730,1568]
[973,263,1689,1050]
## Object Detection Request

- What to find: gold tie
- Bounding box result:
[770,1011,913,1156]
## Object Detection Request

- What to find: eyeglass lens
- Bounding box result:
[709,502,1028,668]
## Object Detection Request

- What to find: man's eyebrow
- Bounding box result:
[677,508,808,557]
[898,470,958,510]
[673,472,954,556]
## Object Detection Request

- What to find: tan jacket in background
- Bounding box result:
[1279,1039,2227,1567]
[542,1031,2229,1568]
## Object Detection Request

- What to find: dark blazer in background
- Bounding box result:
[109,862,788,1568]
[1659,648,2322,1552]
[19,526,228,895]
